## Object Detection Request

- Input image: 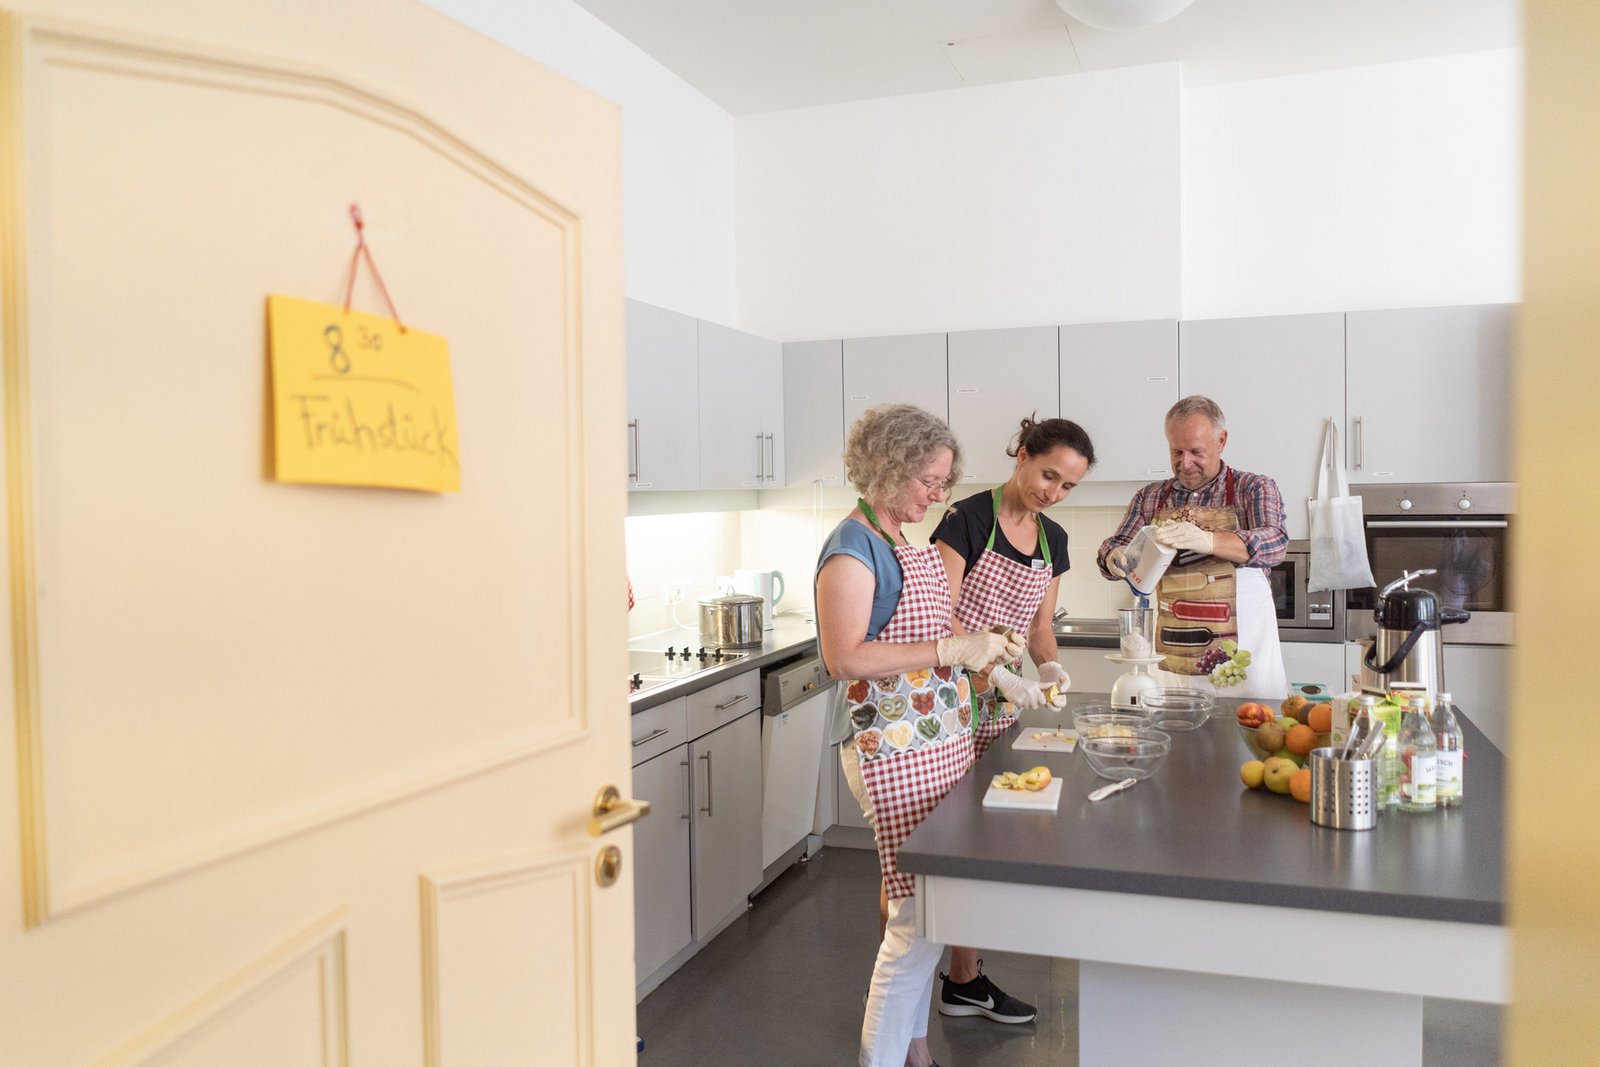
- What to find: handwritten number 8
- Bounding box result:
[324,324,350,374]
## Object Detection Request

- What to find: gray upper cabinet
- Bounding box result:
[1179,313,1345,541]
[948,326,1059,485]
[782,339,845,488]
[698,321,782,489]
[1059,320,1178,483]
[626,299,700,491]
[1345,304,1514,484]
[842,333,948,432]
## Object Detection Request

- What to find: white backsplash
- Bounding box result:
[625,489,1142,639]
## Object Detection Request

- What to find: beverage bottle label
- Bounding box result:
[1401,753,1437,802]
[1436,750,1463,797]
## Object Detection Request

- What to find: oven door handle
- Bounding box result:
[1365,520,1509,529]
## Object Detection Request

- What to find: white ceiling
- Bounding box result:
[572,0,1519,114]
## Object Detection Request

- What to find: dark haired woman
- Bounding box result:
[927,415,1096,1026]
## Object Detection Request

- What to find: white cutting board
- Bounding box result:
[1012,729,1078,753]
[982,777,1064,811]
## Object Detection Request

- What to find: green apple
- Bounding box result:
[1262,757,1297,795]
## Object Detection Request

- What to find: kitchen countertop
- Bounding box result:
[898,692,1504,925]
[628,615,820,713]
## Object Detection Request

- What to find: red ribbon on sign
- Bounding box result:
[341,203,406,333]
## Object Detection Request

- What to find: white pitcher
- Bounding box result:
[733,569,785,631]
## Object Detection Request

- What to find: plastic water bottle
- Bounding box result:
[1431,691,1464,808]
[1397,694,1438,813]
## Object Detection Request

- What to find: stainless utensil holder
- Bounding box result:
[1308,746,1378,830]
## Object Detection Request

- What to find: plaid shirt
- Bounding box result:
[1097,463,1288,576]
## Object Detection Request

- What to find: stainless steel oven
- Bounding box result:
[1344,482,1514,646]
[1270,541,1344,641]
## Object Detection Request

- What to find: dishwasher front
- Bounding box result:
[758,654,834,880]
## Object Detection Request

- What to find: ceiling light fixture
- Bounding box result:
[1055,0,1197,31]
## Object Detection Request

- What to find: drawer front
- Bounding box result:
[630,696,688,767]
[686,670,761,741]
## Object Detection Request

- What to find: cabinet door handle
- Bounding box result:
[765,433,775,481]
[628,419,641,480]
[632,727,670,748]
[1354,416,1364,470]
[715,694,748,712]
[680,758,691,820]
[756,433,765,481]
[699,751,714,816]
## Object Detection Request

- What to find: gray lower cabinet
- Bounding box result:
[1345,303,1514,484]
[1179,312,1345,541]
[843,333,948,430]
[689,709,763,938]
[631,743,692,982]
[1060,319,1178,482]
[783,339,846,488]
[948,325,1059,485]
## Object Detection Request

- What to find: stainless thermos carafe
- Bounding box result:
[1359,569,1471,699]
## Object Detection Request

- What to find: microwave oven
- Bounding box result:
[1269,540,1344,641]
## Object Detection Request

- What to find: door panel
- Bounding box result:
[948,325,1058,485]
[1060,320,1178,482]
[1,7,630,1065]
[782,339,845,487]
[842,333,948,430]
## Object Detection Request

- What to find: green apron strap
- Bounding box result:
[857,498,904,547]
[988,486,1052,568]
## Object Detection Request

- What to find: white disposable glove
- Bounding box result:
[994,627,1027,663]
[1155,521,1213,555]
[1105,546,1131,578]
[989,665,1047,710]
[936,632,1012,672]
[1037,661,1071,707]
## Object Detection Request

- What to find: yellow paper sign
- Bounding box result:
[267,295,461,492]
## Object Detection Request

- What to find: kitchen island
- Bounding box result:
[898,692,1506,1067]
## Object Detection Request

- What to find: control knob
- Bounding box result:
[1399,498,1413,511]
[1457,496,1473,510]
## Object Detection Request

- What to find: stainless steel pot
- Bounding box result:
[698,594,764,648]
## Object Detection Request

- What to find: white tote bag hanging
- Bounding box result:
[1307,418,1376,592]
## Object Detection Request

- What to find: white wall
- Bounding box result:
[735,64,1183,341]
[422,0,737,322]
[1182,49,1523,319]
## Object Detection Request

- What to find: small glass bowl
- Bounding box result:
[1137,687,1215,732]
[1072,703,1151,740]
[1079,726,1172,781]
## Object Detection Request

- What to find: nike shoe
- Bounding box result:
[937,960,1037,1024]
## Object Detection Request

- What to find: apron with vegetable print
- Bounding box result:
[843,501,975,900]
[1152,469,1287,700]
[952,487,1053,757]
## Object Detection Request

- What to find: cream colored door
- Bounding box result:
[0,2,632,1064]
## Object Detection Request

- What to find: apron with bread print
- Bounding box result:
[953,487,1053,758]
[843,501,975,900]
[1151,469,1287,700]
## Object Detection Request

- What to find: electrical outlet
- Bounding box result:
[663,582,688,604]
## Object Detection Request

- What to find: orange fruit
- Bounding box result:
[1307,703,1333,734]
[1281,694,1310,721]
[1285,723,1317,757]
[1289,768,1312,803]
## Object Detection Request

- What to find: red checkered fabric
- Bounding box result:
[860,731,974,899]
[873,543,952,645]
[955,546,1052,757]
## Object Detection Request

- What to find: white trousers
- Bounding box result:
[841,746,942,1067]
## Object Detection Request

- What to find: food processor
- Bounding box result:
[1108,605,1162,708]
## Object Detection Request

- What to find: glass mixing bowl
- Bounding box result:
[1079,727,1172,781]
[1137,687,1215,732]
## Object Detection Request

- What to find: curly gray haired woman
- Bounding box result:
[844,403,964,508]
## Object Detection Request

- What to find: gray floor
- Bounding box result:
[637,847,1500,1065]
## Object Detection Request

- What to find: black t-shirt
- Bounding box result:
[931,490,1070,580]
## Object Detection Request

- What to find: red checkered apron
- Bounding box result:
[953,488,1054,756]
[845,502,975,900]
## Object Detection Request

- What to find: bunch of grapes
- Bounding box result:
[1202,639,1251,688]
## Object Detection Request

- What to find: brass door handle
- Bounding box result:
[588,785,651,836]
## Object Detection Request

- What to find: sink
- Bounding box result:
[1052,618,1118,635]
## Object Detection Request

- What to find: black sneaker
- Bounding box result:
[937,961,1037,1024]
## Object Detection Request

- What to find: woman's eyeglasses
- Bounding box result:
[917,476,954,493]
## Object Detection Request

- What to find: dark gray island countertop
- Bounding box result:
[898,692,1505,925]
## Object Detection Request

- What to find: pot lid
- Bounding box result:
[699,593,763,606]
